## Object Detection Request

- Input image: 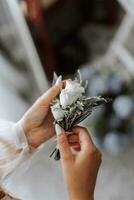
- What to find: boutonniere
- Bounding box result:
[50,71,110,160]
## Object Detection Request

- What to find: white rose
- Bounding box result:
[51,103,64,121]
[60,80,85,108]
[60,90,73,108]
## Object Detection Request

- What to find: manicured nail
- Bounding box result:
[66,131,73,135]
[55,75,62,88]
[73,146,81,152]
[55,124,62,136]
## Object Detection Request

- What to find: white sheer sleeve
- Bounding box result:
[0,120,31,182]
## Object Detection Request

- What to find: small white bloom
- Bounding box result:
[51,103,64,121]
[60,80,85,108]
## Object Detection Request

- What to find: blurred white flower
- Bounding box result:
[89,76,107,96]
[51,103,64,121]
[60,80,85,108]
[113,95,133,119]
[104,132,130,155]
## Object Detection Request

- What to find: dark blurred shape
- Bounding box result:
[55,34,88,75]
[43,0,88,75]
[81,0,119,25]
[22,0,119,79]
[23,0,56,81]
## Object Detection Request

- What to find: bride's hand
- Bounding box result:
[20,76,62,148]
[56,125,102,200]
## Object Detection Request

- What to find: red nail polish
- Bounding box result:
[73,147,81,152]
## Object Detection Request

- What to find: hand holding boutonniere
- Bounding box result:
[50,71,110,160]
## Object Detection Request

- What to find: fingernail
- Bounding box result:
[55,124,62,136]
[55,75,62,88]
[66,131,73,135]
[73,147,81,152]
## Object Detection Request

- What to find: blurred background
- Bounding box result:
[0,0,134,199]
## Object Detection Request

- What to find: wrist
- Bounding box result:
[69,192,94,200]
[67,184,94,200]
[69,196,93,200]
[20,119,36,148]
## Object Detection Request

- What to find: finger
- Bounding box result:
[55,124,73,161]
[37,86,60,108]
[72,126,94,152]
[55,133,78,142]
[69,142,80,146]
[68,134,79,143]
[36,76,62,108]
[56,135,79,145]
[72,146,81,152]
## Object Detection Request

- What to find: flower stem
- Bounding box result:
[49,148,61,161]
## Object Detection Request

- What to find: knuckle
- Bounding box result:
[86,145,102,163]
[88,146,102,157]
[89,146,98,155]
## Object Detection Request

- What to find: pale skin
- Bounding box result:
[57,126,102,200]
[21,84,102,200]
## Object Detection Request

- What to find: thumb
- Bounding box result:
[35,75,62,109]
[55,124,72,161]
